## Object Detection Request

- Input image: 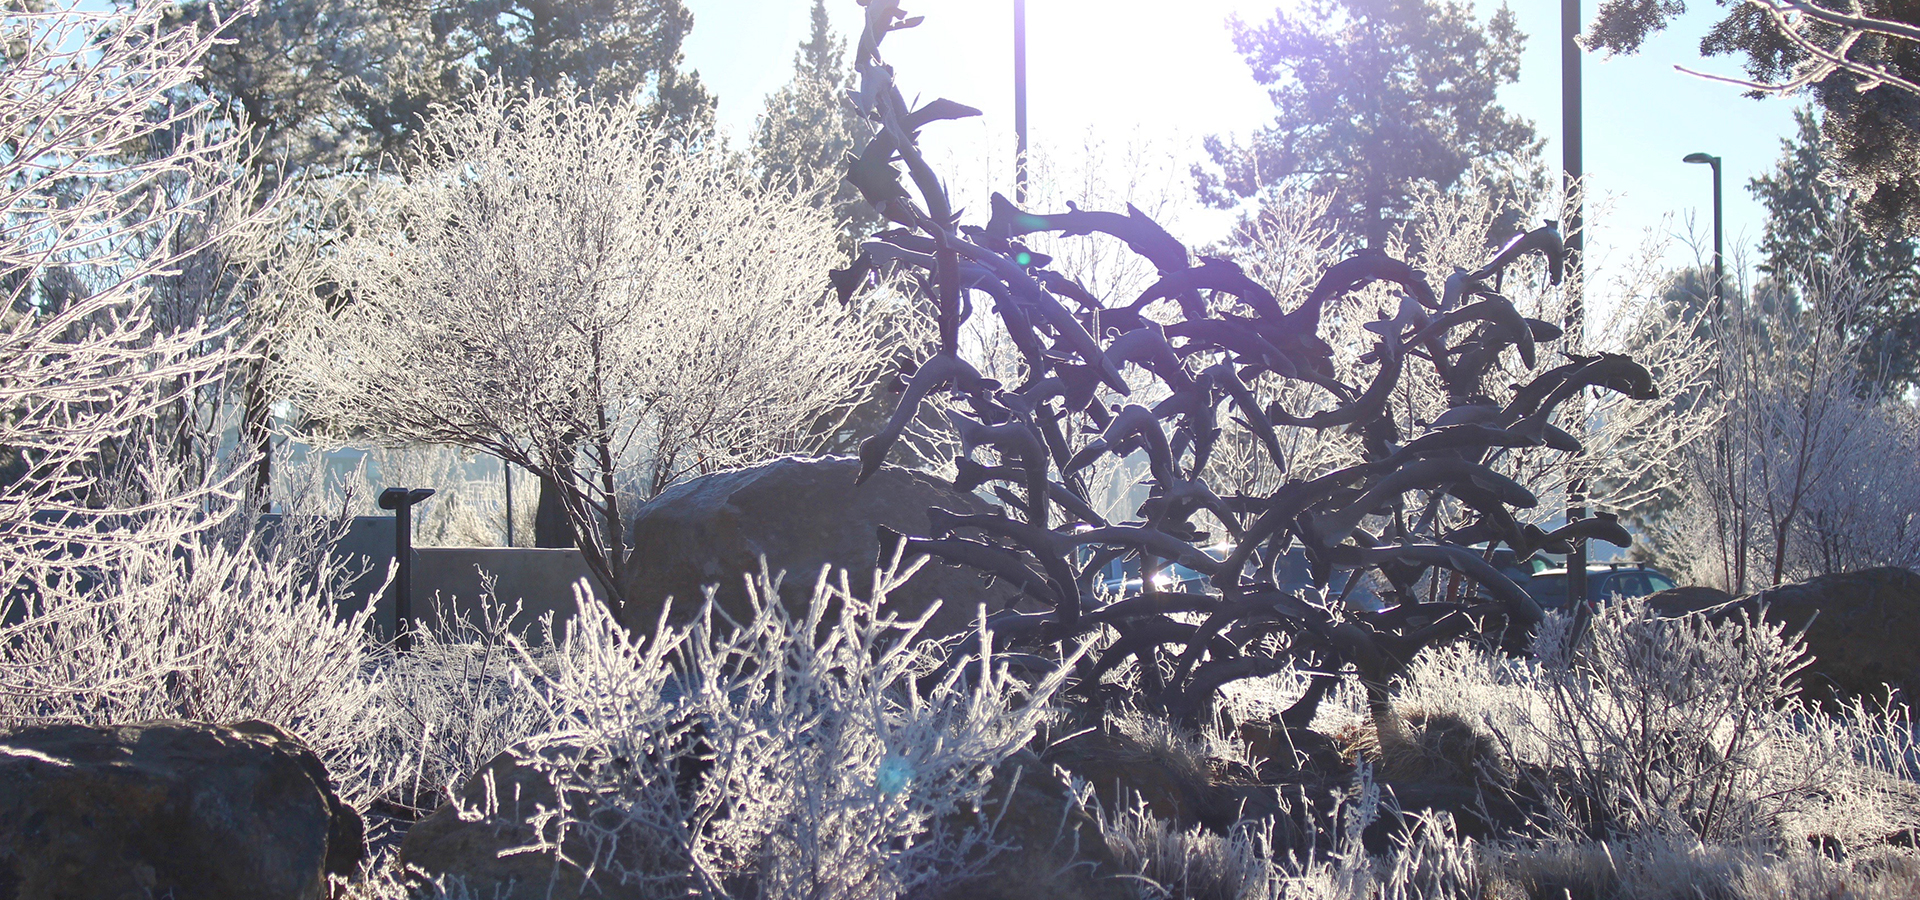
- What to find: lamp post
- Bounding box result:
[1563,0,1587,621]
[1683,152,1724,317]
[1013,0,1028,204]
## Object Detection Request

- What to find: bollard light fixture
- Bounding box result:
[378,486,435,651]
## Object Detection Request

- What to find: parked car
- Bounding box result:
[1093,545,1379,609]
[1521,562,1678,612]
[1093,545,1229,597]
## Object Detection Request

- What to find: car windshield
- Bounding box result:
[1524,567,1674,611]
[1525,574,1567,608]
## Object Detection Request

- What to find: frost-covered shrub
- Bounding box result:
[1657,244,1920,592]
[494,563,1077,898]
[1384,598,1920,851]
[0,507,389,807]
[281,83,883,614]
[364,586,563,816]
[1538,599,1813,841]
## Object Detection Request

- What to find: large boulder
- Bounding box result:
[1649,568,1920,708]
[0,719,363,900]
[620,455,1019,640]
[398,745,600,899]
[1643,584,1736,618]
[1736,567,1920,708]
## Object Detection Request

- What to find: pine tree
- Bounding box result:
[1196,0,1541,251]
[155,0,715,182]
[1589,0,1920,238]
[1750,106,1920,391]
[752,0,878,253]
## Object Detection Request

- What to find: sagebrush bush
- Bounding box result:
[483,562,1079,898]
[365,586,564,817]
[0,507,392,808]
[1385,599,1920,852]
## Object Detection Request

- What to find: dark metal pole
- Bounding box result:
[395,501,412,649]
[1683,153,1725,317]
[503,458,514,548]
[1563,0,1588,620]
[379,486,435,652]
[1712,157,1724,314]
[1014,0,1028,204]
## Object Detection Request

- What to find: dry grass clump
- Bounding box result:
[1482,835,1920,900]
[1340,708,1510,789]
[1101,805,1281,900]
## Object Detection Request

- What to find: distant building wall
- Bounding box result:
[288,515,606,642]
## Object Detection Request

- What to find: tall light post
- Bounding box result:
[1563,0,1588,619]
[1683,152,1725,317]
[1013,0,1029,203]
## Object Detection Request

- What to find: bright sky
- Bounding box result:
[683,0,1803,302]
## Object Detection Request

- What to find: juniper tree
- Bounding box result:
[752,0,880,254]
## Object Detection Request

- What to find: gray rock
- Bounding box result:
[620,455,1020,641]
[1737,567,1920,709]
[1651,568,1920,709]
[398,745,602,899]
[0,719,363,900]
[1644,584,1737,618]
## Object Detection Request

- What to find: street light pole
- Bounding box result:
[1563,0,1588,620]
[1014,0,1029,204]
[1683,152,1725,317]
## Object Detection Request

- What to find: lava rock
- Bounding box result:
[0,719,363,900]
[1654,567,1920,709]
[620,455,1021,640]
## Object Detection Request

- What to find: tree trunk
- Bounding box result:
[534,472,573,548]
[240,358,274,511]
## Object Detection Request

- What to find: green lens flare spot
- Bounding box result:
[1015,252,1033,266]
[1017,214,1048,230]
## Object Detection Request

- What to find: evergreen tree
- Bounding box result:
[1196,0,1542,251]
[1589,0,1920,238]
[157,0,714,183]
[1750,106,1920,391]
[752,0,878,253]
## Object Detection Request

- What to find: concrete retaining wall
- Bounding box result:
[405,547,611,639]
[293,516,609,642]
